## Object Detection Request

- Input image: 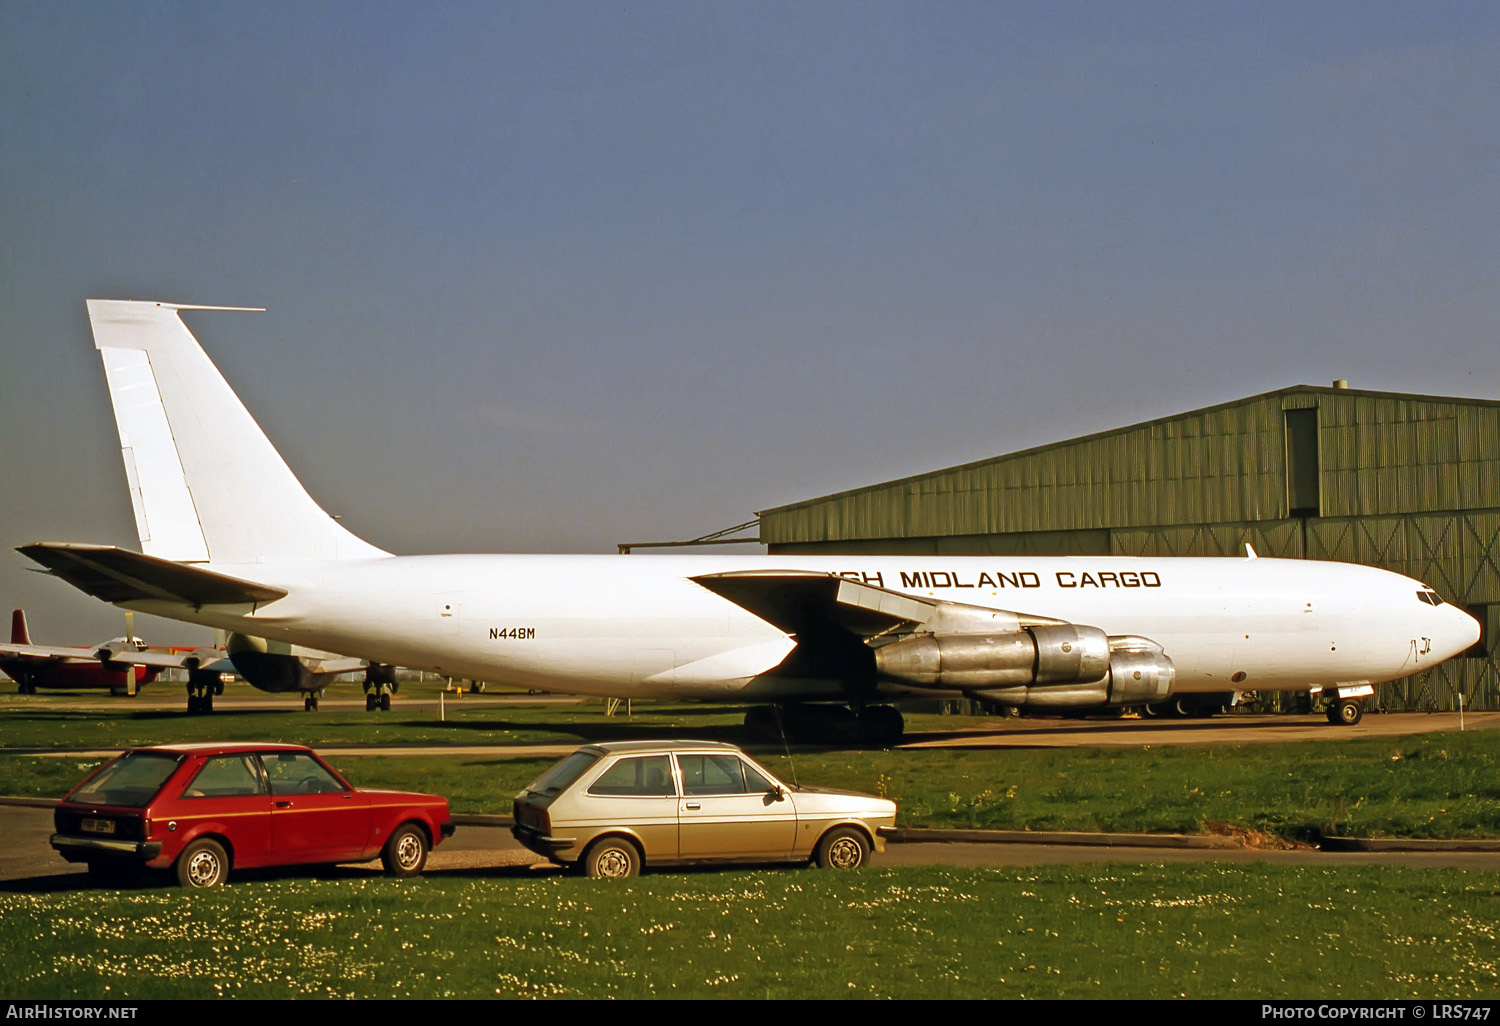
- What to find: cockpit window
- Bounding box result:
[1416,590,1446,606]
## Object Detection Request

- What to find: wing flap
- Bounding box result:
[18,543,287,606]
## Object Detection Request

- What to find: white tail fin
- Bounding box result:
[86,300,389,565]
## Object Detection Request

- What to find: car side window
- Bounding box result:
[587,755,676,797]
[741,760,778,795]
[263,752,346,795]
[183,755,265,799]
[679,754,753,796]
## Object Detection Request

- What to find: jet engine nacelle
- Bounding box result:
[874,626,1174,710]
[874,624,1113,689]
[225,633,363,694]
[970,646,1175,710]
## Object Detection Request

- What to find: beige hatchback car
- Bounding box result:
[512,740,896,878]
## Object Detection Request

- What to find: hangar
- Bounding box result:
[758,382,1500,712]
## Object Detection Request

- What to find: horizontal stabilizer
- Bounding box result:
[18,543,287,607]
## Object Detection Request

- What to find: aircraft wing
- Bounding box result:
[0,641,99,665]
[17,543,287,606]
[92,644,236,673]
[690,570,1048,642]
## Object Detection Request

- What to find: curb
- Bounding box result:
[881,826,1244,849]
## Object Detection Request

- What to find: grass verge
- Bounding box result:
[2,863,1496,999]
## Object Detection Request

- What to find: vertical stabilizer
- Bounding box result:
[85,300,389,565]
[10,609,29,646]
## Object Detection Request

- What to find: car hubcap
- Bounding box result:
[187,851,221,886]
[596,848,632,877]
[827,837,863,869]
[396,834,422,869]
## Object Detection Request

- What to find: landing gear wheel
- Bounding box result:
[379,692,391,711]
[814,827,870,870]
[381,824,429,877]
[175,838,229,889]
[304,693,319,712]
[582,837,641,879]
[365,693,377,712]
[1328,698,1363,726]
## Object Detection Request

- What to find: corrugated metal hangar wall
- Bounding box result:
[759,384,1500,712]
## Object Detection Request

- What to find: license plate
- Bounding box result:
[80,818,115,835]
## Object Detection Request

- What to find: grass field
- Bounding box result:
[3,863,1496,999]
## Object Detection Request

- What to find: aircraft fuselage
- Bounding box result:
[119,552,1477,701]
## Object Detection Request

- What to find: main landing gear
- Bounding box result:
[744,703,905,745]
[185,669,224,714]
[362,663,397,712]
[1142,695,1229,718]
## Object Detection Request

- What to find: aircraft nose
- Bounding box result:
[1441,604,1481,659]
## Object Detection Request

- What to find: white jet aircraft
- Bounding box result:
[19,300,1480,739]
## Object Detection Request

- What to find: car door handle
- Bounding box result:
[684,802,701,810]
[275,801,293,808]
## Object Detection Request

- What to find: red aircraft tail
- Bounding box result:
[10,609,30,646]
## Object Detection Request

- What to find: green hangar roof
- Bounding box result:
[758,383,1500,550]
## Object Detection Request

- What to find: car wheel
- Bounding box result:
[382,823,429,877]
[175,838,229,888]
[815,827,870,870]
[582,837,640,879]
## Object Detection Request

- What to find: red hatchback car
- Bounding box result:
[51,742,454,887]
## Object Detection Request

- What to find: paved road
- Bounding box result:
[8,803,1500,891]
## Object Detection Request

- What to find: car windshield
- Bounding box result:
[525,751,600,795]
[70,751,181,807]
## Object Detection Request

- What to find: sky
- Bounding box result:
[2,1,1498,644]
